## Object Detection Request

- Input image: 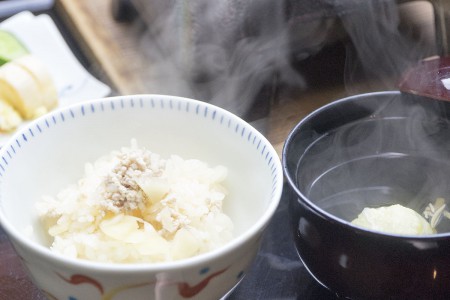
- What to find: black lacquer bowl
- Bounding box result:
[282,91,450,299]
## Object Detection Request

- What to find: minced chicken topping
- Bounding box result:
[36,140,233,263]
[99,147,162,212]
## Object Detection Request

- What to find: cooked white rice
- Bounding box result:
[36,140,233,263]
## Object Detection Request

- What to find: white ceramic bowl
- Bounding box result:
[0,95,283,300]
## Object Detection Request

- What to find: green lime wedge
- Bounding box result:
[0,30,29,66]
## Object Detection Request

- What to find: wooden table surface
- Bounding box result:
[53,0,387,156]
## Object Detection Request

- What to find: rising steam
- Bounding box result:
[341,0,437,91]
[130,0,437,117]
[131,0,305,118]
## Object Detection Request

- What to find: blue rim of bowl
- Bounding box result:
[282,90,450,240]
[0,94,284,272]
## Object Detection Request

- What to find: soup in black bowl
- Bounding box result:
[283,91,450,299]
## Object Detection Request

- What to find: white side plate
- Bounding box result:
[0,11,111,143]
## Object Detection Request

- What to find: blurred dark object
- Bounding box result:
[432,0,450,55]
[111,0,137,23]
[108,0,444,120]
[113,0,440,59]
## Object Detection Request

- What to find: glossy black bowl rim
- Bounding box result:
[282,90,450,240]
